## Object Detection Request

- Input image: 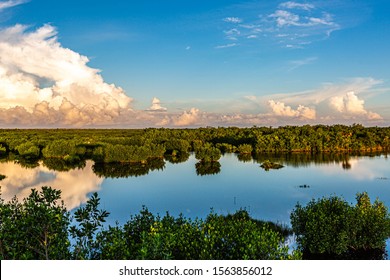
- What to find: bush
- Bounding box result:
[237,144,253,155]
[0,187,71,259]
[200,210,294,260]
[42,140,78,159]
[291,192,390,259]
[195,144,221,162]
[16,142,40,159]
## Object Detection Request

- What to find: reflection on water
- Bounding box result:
[92,158,165,178]
[195,161,221,176]
[0,152,388,222]
[0,160,103,209]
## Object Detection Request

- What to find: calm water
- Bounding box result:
[2,153,390,254]
[1,153,389,226]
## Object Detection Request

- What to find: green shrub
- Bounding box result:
[16,143,40,159]
[291,192,390,259]
[195,144,221,162]
[0,187,71,260]
[237,144,253,155]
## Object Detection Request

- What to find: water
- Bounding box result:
[1,153,389,254]
[1,153,389,223]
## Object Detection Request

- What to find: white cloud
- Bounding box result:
[279,1,314,11]
[0,24,132,126]
[223,17,242,23]
[329,91,382,120]
[173,108,201,126]
[269,10,336,28]
[270,10,301,27]
[246,78,385,124]
[268,100,316,120]
[147,97,167,112]
[0,0,27,11]
[219,2,340,49]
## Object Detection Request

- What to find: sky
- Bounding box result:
[0,0,389,128]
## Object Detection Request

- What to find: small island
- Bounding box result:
[260,160,284,171]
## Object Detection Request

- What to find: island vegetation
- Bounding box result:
[0,125,389,168]
[260,160,284,171]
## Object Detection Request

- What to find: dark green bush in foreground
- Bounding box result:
[291,192,390,259]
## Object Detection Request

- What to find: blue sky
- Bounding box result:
[0,0,389,127]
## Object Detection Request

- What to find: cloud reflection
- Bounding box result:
[0,160,103,209]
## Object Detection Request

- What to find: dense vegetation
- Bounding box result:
[0,187,389,260]
[291,192,390,259]
[0,125,389,167]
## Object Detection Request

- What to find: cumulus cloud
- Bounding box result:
[329,91,382,120]
[0,24,132,126]
[173,108,202,126]
[147,97,167,112]
[268,100,316,120]
[246,78,385,124]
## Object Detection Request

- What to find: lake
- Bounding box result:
[1,152,389,226]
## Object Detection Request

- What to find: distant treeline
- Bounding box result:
[0,124,389,164]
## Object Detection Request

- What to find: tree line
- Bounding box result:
[0,187,389,260]
[0,125,389,165]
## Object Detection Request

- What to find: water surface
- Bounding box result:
[1,153,389,228]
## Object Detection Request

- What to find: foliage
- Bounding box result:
[0,187,71,259]
[16,143,40,160]
[163,138,191,155]
[102,143,165,163]
[200,210,295,260]
[42,140,79,160]
[69,193,109,260]
[0,125,389,164]
[291,192,390,259]
[260,160,284,171]
[195,143,222,162]
[237,144,253,155]
[0,144,6,156]
[216,143,236,153]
